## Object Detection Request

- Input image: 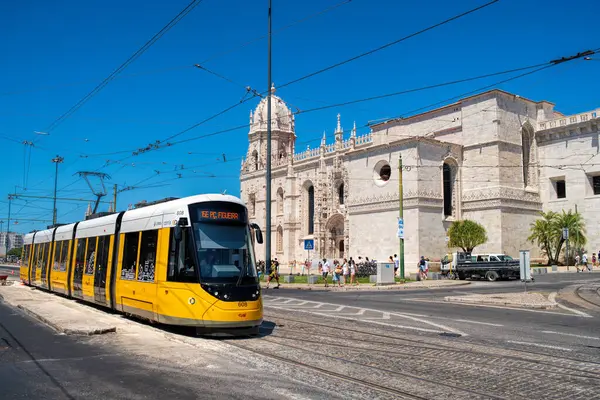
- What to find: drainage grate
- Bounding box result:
[439,332,462,338]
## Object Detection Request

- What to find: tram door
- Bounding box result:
[40,242,51,289]
[30,244,39,284]
[94,235,110,306]
[72,238,86,299]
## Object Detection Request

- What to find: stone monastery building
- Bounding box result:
[240,86,600,271]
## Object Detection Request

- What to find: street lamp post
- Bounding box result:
[51,155,64,225]
[265,0,273,275]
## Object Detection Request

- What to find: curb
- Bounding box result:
[443,296,556,310]
[14,303,116,336]
[262,281,471,292]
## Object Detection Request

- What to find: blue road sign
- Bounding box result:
[304,239,314,250]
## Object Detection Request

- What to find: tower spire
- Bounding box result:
[321,131,326,147]
[351,121,357,138]
[335,113,342,133]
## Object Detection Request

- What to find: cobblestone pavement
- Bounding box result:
[253,295,600,399]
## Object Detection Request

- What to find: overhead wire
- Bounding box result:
[41,0,206,134]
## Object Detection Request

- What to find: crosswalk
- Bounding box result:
[263,295,466,336]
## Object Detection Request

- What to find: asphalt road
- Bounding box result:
[0,301,306,400]
[265,273,600,351]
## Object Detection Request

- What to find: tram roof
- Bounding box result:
[120,193,244,234]
[55,223,77,241]
[24,232,35,245]
[75,213,122,239]
[33,228,55,244]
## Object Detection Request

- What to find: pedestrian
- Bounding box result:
[265,258,280,289]
[349,257,358,286]
[321,258,330,287]
[393,254,399,276]
[583,252,591,272]
[333,261,343,287]
[592,253,597,269]
[342,258,349,285]
[575,254,581,272]
[418,256,427,280]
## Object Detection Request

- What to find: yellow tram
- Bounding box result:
[20,194,264,335]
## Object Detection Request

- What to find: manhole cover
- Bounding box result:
[439,332,462,338]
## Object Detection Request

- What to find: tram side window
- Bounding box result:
[167,228,197,283]
[121,232,139,280]
[85,237,97,275]
[30,245,38,270]
[40,243,49,270]
[95,236,110,282]
[23,245,29,268]
[59,240,69,272]
[138,230,157,283]
[74,239,86,280]
[53,241,62,271]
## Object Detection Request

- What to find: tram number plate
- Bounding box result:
[238,301,248,308]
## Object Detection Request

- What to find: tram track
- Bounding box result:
[575,285,600,308]
[265,328,600,381]
[226,337,498,400]
[265,312,600,368]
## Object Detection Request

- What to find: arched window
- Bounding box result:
[338,183,344,205]
[308,185,315,234]
[277,187,284,214]
[248,194,256,217]
[276,226,283,253]
[521,126,536,188]
[252,149,258,171]
[443,163,453,217]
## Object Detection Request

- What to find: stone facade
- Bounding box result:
[240,87,600,271]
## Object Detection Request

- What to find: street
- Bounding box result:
[1,272,599,399]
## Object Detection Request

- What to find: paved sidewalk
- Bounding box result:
[444,292,556,309]
[0,285,116,335]
[262,280,470,291]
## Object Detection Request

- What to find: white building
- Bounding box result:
[240,87,599,272]
[0,231,24,256]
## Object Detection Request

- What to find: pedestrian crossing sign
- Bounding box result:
[304,239,314,250]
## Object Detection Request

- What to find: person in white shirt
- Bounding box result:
[322,258,330,287]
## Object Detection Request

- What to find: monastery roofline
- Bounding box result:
[370,89,555,129]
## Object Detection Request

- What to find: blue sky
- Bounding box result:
[1,0,599,233]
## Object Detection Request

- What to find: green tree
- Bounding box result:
[447,220,488,253]
[528,210,586,265]
[528,211,559,264]
[7,247,22,258]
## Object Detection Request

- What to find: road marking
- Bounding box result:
[400,297,588,317]
[507,340,573,352]
[264,295,466,336]
[541,331,600,341]
[548,292,593,318]
[337,309,366,316]
[454,319,503,327]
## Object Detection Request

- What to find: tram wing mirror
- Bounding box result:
[251,223,263,244]
[174,217,188,241]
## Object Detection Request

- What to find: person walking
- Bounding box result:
[321,258,330,287]
[333,261,343,288]
[342,258,349,286]
[393,254,399,277]
[265,258,280,289]
[418,256,427,280]
[575,254,581,272]
[592,253,597,269]
[349,257,358,286]
[583,252,591,272]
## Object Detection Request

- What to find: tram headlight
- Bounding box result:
[223,294,229,299]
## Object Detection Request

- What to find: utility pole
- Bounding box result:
[0,220,4,256]
[398,154,405,279]
[51,155,64,225]
[113,184,118,212]
[575,204,580,261]
[6,194,13,254]
[265,0,273,275]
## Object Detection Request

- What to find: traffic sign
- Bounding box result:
[304,239,314,250]
[397,228,404,239]
[562,228,569,240]
[398,218,404,229]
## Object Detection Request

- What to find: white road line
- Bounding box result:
[266,296,466,336]
[541,331,600,341]
[337,309,366,316]
[454,319,503,327]
[401,297,588,317]
[364,312,390,320]
[548,292,593,318]
[507,340,573,352]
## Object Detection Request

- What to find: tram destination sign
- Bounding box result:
[192,202,246,223]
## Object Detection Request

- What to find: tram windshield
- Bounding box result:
[189,203,258,284]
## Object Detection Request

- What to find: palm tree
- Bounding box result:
[528,210,586,265]
[552,210,586,265]
[527,211,558,264]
